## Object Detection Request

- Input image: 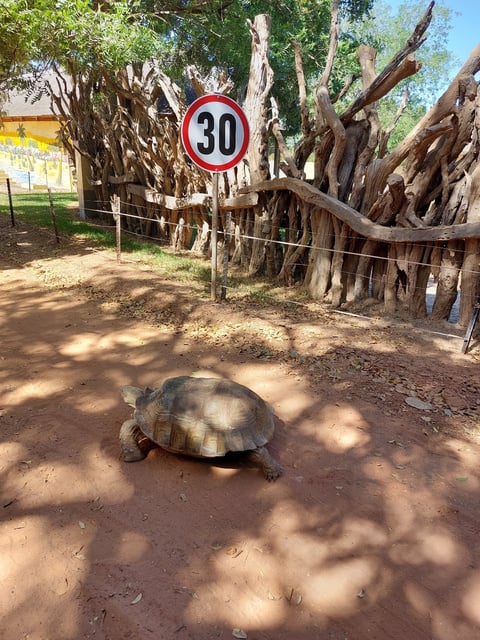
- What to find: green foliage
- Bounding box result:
[0,0,36,82]
[342,0,456,107]
[0,0,456,145]
[0,191,108,239]
[0,0,374,134]
[0,0,173,90]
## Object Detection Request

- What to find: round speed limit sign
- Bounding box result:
[181,94,250,172]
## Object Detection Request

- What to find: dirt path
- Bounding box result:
[1,217,480,640]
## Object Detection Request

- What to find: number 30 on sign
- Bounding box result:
[181,94,250,172]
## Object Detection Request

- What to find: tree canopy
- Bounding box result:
[1,0,458,136]
[339,0,457,149]
[1,0,374,127]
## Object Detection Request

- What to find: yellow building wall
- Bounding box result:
[0,118,73,190]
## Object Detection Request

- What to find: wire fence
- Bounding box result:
[91,198,479,283]
[3,183,480,335]
[83,194,475,265]
[87,199,472,329]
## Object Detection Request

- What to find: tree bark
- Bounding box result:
[459,162,480,326]
[237,15,274,276]
[242,178,480,242]
[430,241,463,320]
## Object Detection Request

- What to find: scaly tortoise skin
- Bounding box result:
[119,376,282,481]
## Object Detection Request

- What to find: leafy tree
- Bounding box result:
[359,0,455,102]
[0,0,457,154]
[159,0,375,133]
[339,0,457,149]
[0,0,374,133]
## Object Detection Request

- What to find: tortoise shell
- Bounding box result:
[121,376,275,457]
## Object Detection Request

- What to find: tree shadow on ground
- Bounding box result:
[1,249,479,640]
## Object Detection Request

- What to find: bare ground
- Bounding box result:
[1,215,480,640]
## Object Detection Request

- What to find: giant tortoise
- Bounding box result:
[120,376,282,481]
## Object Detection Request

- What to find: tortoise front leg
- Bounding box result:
[119,419,157,462]
[246,446,282,481]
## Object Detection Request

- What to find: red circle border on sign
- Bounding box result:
[181,94,250,172]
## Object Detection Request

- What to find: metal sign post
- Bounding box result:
[181,94,249,300]
[211,171,219,299]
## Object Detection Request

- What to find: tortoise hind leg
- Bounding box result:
[119,419,157,462]
[246,446,282,481]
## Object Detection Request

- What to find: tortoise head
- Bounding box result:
[120,385,145,408]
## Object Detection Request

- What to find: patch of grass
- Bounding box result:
[139,245,211,284]
[246,287,272,304]
[0,191,211,284]
[0,191,111,241]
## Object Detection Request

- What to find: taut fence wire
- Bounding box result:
[3,185,480,346]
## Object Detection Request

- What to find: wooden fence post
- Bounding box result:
[111,194,121,262]
[47,188,60,243]
[221,210,231,300]
[6,178,15,227]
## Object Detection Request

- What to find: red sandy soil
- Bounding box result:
[1,216,480,640]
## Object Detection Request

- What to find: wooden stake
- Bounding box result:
[111,194,121,262]
[6,178,15,227]
[47,188,60,243]
[221,210,231,300]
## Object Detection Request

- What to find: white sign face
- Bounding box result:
[181,94,250,172]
